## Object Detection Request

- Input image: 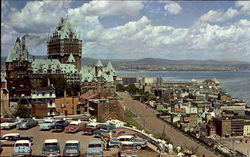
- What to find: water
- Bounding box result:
[117,71,250,104]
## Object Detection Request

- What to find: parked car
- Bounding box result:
[42,139,60,157]
[64,121,86,133]
[109,135,147,150]
[0,133,33,146]
[0,118,21,130]
[100,129,137,139]
[63,140,80,157]
[86,141,103,157]
[17,118,38,130]
[83,123,104,135]
[93,125,116,138]
[12,140,32,157]
[118,141,137,157]
[39,119,57,130]
[51,120,69,132]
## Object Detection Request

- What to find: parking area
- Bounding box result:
[0,126,158,157]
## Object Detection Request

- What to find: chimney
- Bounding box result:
[64,90,67,103]
[21,36,25,49]
[48,79,50,86]
[77,92,80,97]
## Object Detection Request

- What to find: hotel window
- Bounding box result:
[42,92,45,96]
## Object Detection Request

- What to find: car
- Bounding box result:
[100,129,137,139]
[64,121,86,133]
[109,135,147,150]
[42,139,60,157]
[51,120,69,132]
[63,140,80,157]
[86,141,103,157]
[93,125,116,138]
[17,118,38,130]
[0,133,33,146]
[83,123,104,135]
[39,119,57,130]
[118,141,137,157]
[0,118,21,130]
[12,140,32,157]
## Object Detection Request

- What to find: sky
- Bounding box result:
[1,0,250,61]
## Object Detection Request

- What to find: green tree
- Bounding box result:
[116,84,125,92]
[125,84,143,95]
[142,92,156,101]
[13,104,31,118]
[43,75,68,97]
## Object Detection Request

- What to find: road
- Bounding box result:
[118,92,222,157]
[0,125,158,157]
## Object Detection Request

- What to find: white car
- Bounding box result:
[13,140,32,156]
[0,119,21,130]
[42,139,60,156]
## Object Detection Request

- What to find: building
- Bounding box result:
[47,17,82,71]
[5,37,33,102]
[243,122,250,137]
[31,85,56,116]
[120,76,138,85]
[55,91,80,115]
[231,118,244,136]
[80,60,116,92]
[0,73,9,116]
[215,118,231,137]
[206,121,216,137]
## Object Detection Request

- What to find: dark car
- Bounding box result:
[83,123,104,135]
[42,139,60,157]
[51,120,69,132]
[93,125,116,138]
[0,133,33,146]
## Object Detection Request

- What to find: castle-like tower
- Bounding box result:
[47,17,82,71]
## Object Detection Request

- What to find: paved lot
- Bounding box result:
[219,138,250,156]
[0,126,159,157]
[117,92,222,157]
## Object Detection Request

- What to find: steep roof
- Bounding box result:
[50,17,79,40]
[67,53,75,63]
[96,60,103,67]
[106,61,114,71]
[6,37,30,63]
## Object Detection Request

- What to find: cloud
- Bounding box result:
[164,2,182,15]
[236,1,250,15]
[199,8,239,23]
[1,0,8,8]
[67,1,143,17]
[8,1,71,33]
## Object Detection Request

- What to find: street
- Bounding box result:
[117,92,222,157]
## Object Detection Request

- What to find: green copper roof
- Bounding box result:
[67,53,75,62]
[32,58,77,74]
[50,17,79,40]
[96,60,103,67]
[80,61,116,83]
[107,61,114,71]
[6,37,30,63]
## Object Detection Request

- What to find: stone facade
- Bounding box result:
[47,18,82,71]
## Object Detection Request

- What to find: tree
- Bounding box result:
[116,84,125,92]
[13,104,31,118]
[43,75,69,97]
[125,84,143,95]
[142,92,156,101]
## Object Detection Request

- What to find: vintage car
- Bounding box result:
[86,141,103,157]
[83,123,104,135]
[39,119,57,130]
[42,139,60,157]
[109,135,147,150]
[63,140,80,157]
[12,140,32,157]
[17,118,38,130]
[0,118,21,130]
[93,125,116,138]
[0,133,33,146]
[64,121,86,133]
[100,129,137,139]
[51,120,69,132]
[118,141,137,157]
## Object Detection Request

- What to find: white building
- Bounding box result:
[31,85,56,116]
[243,122,250,137]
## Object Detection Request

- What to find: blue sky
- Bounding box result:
[1,0,250,61]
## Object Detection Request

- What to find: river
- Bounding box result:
[117,71,250,104]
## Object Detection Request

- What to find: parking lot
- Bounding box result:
[0,126,158,157]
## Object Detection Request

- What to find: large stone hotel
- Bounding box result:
[5,17,116,103]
